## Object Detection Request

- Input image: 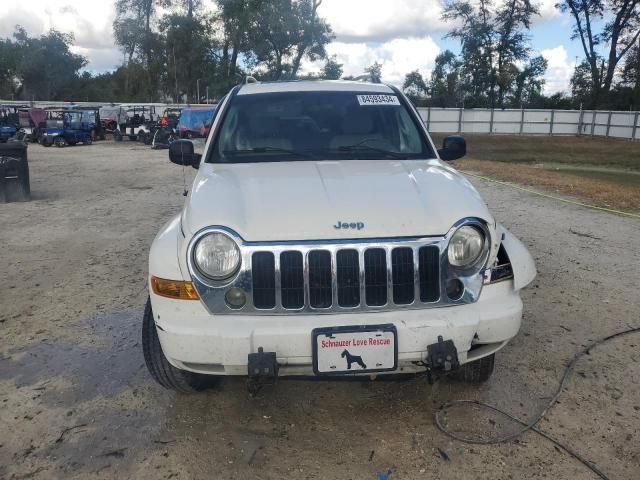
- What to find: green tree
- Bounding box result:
[0,36,20,98]
[443,0,495,105]
[619,42,640,107]
[217,0,257,84]
[403,70,428,98]
[12,27,87,100]
[494,0,539,107]
[512,55,548,107]
[288,0,333,78]
[161,12,218,101]
[114,0,172,100]
[247,0,332,80]
[558,0,640,107]
[321,55,343,79]
[364,62,383,82]
[430,50,462,107]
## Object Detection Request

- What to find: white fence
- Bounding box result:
[417,107,640,141]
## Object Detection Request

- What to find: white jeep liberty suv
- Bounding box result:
[143,79,536,393]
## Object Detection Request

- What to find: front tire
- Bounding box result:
[142,298,217,393]
[459,353,495,383]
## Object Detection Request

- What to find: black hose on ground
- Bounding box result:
[435,326,640,480]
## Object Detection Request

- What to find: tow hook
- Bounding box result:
[247,347,279,396]
[426,336,460,373]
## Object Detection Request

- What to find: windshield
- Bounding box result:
[208,91,433,163]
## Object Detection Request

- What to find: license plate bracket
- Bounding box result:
[312,324,398,375]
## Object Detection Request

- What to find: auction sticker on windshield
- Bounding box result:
[312,325,397,375]
[357,94,401,106]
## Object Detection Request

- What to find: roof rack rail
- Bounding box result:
[244,76,258,84]
[351,73,381,84]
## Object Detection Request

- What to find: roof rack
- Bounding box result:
[351,73,381,84]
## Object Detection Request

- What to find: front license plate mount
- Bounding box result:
[312,324,398,375]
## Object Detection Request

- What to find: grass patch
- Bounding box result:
[432,134,640,170]
[429,134,640,214]
[450,159,640,213]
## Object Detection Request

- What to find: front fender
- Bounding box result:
[149,214,185,281]
[499,225,537,290]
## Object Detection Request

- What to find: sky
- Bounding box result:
[0,0,590,94]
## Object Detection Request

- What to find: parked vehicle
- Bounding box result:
[0,105,25,142]
[114,105,158,142]
[99,106,128,138]
[143,80,537,393]
[160,107,182,130]
[17,108,47,142]
[39,109,93,147]
[176,106,216,139]
[68,106,106,140]
[0,142,30,202]
[143,107,181,147]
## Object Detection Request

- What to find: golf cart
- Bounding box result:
[150,106,183,148]
[114,105,158,143]
[68,106,106,141]
[16,107,47,143]
[39,108,93,147]
[99,106,127,138]
[0,104,26,143]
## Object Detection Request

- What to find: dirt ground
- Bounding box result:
[1,141,639,480]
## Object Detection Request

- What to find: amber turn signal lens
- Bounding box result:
[150,276,199,300]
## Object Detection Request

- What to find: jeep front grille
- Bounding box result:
[187,221,490,315]
[249,244,440,312]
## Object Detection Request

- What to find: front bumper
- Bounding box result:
[150,279,522,376]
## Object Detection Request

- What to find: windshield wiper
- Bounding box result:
[223,147,316,159]
[334,144,408,159]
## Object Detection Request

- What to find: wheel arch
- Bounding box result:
[149,214,186,282]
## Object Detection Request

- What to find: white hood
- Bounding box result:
[183,160,494,241]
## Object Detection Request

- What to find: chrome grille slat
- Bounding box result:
[412,245,421,304]
[391,247,415,305]
[251,252,276,309]
[364,248,387,307]
[280,251,304,309]
[419,246,440,302]
[309,250,332,308]
[336,249,360,308]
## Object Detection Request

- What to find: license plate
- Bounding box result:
[312,325,397,375]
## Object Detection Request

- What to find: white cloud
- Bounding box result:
[0,1,118,71]
[302,36,440,87]
[541,45,574,94]
[535,0,560,21]
[318,0,447,42]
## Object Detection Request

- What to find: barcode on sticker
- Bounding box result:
[357,95,400,106]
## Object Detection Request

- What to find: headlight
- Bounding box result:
[447,225,486,267]
[193,232,241,280]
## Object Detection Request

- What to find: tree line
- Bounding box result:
[404,0,639,110]
[0,0,638,110]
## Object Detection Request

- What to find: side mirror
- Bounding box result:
[169,139,201,169]
[438,135,466,161]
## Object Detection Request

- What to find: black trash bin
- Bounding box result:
[0,142,30,202]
